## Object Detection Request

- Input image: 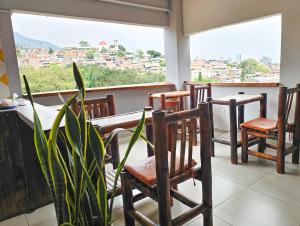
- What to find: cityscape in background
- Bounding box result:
[16,35,280,84]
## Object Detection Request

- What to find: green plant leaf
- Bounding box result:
[73,62,85,99]
[108,110,146,221]
[88,123,105,169]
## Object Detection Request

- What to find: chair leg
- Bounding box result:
[203,208,213,226]
[292,145,300,164]
[258,138,266,153]
[276,144,285,174]
[292,136,300,164]
[241,127,248,163]
[121,172,135,226]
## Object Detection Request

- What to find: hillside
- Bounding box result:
[14,32,61,50]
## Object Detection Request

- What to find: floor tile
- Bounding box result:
[252,164,300,207]
[25,204,56,226]
[178,176,244,208]
[214,189,300,226]
[213,161,268,186]
[187,215,232,226]
[0,215,28,226]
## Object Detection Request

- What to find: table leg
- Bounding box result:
[238,92,245,130]
[146,124,154,157]
[208,97,215,157]
[229,99,238,164]
[111,135,120,169]
[258,93,267,153]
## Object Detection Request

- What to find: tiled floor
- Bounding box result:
[1,135,300,226]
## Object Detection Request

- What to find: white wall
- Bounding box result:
[183,0,300,87]
[0,0,169,27]
[183,0,300,129]
[211,86,279,130]
[33,86,175,114]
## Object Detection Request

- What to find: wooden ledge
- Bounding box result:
[27,82,175,98]
[185,81,280,87]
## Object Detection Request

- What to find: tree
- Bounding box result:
[86,49,96,60]
[48,47,54,54]
[197,72,203,81]
[136,49,144,58]
[117,50,125,57]
[147,50,161,58]
[100,47,107,53]
[118,44,126,52]
[239,58,269,82]
[79,41,89,47]
[159,59,166,67]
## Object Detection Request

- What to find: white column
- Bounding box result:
[0,11,21,96]
[164,0,191,89]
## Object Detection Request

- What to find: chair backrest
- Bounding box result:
[71,94,116,119]
[277,84,300,135]
[190,84,212,109]
[152,102,212,183]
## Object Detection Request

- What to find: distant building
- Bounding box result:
[260,56,272,65]
[236,54,242,64]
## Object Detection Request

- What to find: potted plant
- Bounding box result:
[23,63,149,226]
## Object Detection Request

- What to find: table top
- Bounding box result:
[91,110,153,133]
[150,90,190,99]
[211,94,264,106]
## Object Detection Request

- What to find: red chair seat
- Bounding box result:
[241,117,277,132]
[124,152,197,186]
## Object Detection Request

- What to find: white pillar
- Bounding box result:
[0,11,21,96]
[164,0,191,90]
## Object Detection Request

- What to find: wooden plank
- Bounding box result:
[92,110,153,133]
[151,90,190,99]
[211,94,263,106]
[185,81,280,87]
[27,82,176,98]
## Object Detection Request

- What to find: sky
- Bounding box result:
[12,13,281,63]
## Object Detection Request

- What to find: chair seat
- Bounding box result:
[124,152,197,186]
[241,117,277,132]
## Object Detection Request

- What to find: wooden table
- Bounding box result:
[149,90,190,111]
[91,110,154,197]
[209,92,267,164]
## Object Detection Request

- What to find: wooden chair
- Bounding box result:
[190,83,212,109]
[241,85,300,174]
[121,103,213,226]
[71,94,120,169]
[148,93,185,112]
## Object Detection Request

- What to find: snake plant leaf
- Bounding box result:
[97,173,107,226]
[88,123,105,169]
[65,106,82,153]
[73,62,85,100]
[108,110,146,221]
[23,75,34,106]
[48,140,67,224]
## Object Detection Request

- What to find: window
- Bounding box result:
[12,13,166,93]
[190,15,281,83]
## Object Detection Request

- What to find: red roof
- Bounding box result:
[99,41,108,46]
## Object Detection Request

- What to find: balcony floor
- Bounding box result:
[1,133,300,226]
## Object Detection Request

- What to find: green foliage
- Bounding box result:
[159,59,166,67]
[239,58,269,82]
[23,63,148,226]
[193,73,217,83]
[136,49,144,58]
[20,65,166,93]
[117,45,126,52]
[146,50,161,58]
[86,49,96,60]
[116,50,125,57]
[79,41,89,47]
[49,47,54,54]
[100,47,107,53]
